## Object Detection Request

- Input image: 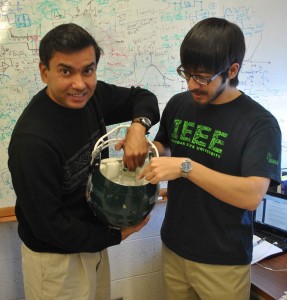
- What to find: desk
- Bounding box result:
[251,253,287,300]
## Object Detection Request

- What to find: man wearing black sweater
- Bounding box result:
[8,23,159,300]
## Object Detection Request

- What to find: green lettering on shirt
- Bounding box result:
[170,118,229,159]
[209,130,228,155]
[180,121,194,142]
[191,124,211,147]
[172,119,182,139]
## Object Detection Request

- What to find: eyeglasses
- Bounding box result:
[177,65,230,85]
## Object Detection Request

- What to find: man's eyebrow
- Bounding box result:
[85,62,97,68]
[57,62,96,69]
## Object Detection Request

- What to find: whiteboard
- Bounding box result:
[0,0,287,208]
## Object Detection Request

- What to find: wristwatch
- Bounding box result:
[180,159,192,178]
[132,117,152,132]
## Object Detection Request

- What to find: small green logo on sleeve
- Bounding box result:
[267,152,279,165]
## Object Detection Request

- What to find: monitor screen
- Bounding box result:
[254,192,287,234]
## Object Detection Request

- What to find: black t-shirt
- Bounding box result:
[156,91,281,264]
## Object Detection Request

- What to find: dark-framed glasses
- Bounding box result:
[177,65,230,85]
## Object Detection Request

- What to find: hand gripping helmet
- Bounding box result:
[86,125,159,228]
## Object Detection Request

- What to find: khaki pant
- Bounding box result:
[162,243,250,300]
[21,243,110,300]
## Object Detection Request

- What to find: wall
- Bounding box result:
[0,222,24,300]
[109,202,166,300]
[1,0,287,299]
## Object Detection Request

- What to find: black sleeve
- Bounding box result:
[95,80,160,126]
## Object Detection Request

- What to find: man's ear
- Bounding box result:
[228,63,240,80]
[39,62,48,83]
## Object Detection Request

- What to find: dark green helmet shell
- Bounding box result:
[87,158,159,228]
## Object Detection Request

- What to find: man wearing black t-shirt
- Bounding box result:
[141,17,281,300]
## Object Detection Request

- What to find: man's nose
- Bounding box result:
[71,73,86,89]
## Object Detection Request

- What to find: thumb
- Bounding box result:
[115,138,125,151]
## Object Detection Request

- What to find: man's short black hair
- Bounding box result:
[39,23,103,68]
[180,18,246,87]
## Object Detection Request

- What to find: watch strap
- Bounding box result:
[132,117,152,132]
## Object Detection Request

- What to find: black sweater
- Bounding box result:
[8,81,159,253]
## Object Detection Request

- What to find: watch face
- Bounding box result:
[141,117,151,128]
[180,160,192,178]
[182,161,191,172]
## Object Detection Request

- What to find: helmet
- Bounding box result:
[86,125,159,228]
